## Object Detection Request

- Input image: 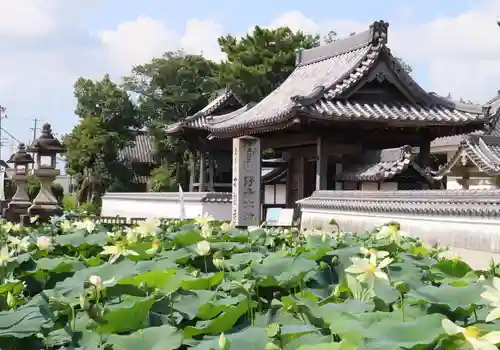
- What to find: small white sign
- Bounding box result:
[265,208,294,226]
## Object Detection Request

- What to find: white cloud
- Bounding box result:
[99,16,226,75]
[0,0,58,38]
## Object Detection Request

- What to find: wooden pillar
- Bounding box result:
[208,154,215,191]
[188,152,195,192]
[316,136,327,191]
[418,130,431,168]
[297,157,305,200]
[199,151,206,192]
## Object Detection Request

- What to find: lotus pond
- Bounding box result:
[1,216,500,349]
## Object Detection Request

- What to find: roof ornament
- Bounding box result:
[290,85,326,106]
[369,20,389,46]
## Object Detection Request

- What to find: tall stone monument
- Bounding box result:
[232,136,261,226]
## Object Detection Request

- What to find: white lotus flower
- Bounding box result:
[201,224,213,239]
[74,219,96,233]
[442,318,500,349]
[135,219,161,238]
[0,246,15,266]
[345,254,393,288]
[8,236,31,253]
[2,222,14,233]
[481,277,500,322]
[376,225,406,245]
[360,247,390,261]
[101,243,139,264]
[196,240,211,256]
[36,236,53,251]
[220,222,234,233]
[126,228,139,244]
[194,214,214,227]
[60,220,72,233]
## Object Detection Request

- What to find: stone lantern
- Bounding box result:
[26,123,65,221]
[2,143,34,223]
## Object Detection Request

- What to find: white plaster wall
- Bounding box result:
[301,208,500,269]
[446,177,463,190]
[101,194,231,220]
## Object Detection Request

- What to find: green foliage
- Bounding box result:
[26,176,64,204]
[217,26,320,102]
[0,218,499,349]
[77,202,100,215]
[62,194,78,212]
[123,51,219,188]
[4,180,16,200]
[148,164,177,192]
[64,75,139,198]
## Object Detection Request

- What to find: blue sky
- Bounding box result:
[0,0,498,162]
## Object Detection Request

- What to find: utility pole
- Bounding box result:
[0,106,7,162]
[30,118,40,143]
[30,118,40,170]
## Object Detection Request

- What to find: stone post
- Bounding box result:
[3,144,34,223]
[232,136,261,226]
[28,167,62,220]
[26,123,65,222]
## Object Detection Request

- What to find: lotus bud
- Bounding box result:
[36,236,53,251]
[394,281,409,294]
[139,281,148,291]
[6,292,15,308]
[265,323,281,338]
[218,332,231,350]
[265,343,281,350]
[89,275,102,290]
[213,251,225,270]
[196,240,211,256]
[321,232,329,243]
[319,261,329,270]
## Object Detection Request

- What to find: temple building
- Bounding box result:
[166,20,491,209]
[430,92,500,189]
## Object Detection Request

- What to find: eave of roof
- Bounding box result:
[165,88,245,135]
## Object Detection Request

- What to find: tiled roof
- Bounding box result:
[166,88,245,134]
[118,133,155,164]
[336,145,432,181]
[206,21,485,137]
[431,130,484,150]
[297,189,500,216]
[435,135,500,177]
[305,100,482,124]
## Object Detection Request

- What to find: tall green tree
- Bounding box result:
[216,26,320,102]
[123,51,220,188]
[64,75,139,202]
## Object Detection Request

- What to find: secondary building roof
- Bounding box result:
[336,145,433,182]
[166,88,246,135]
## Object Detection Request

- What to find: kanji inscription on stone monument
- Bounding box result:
[232,136,261,226]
